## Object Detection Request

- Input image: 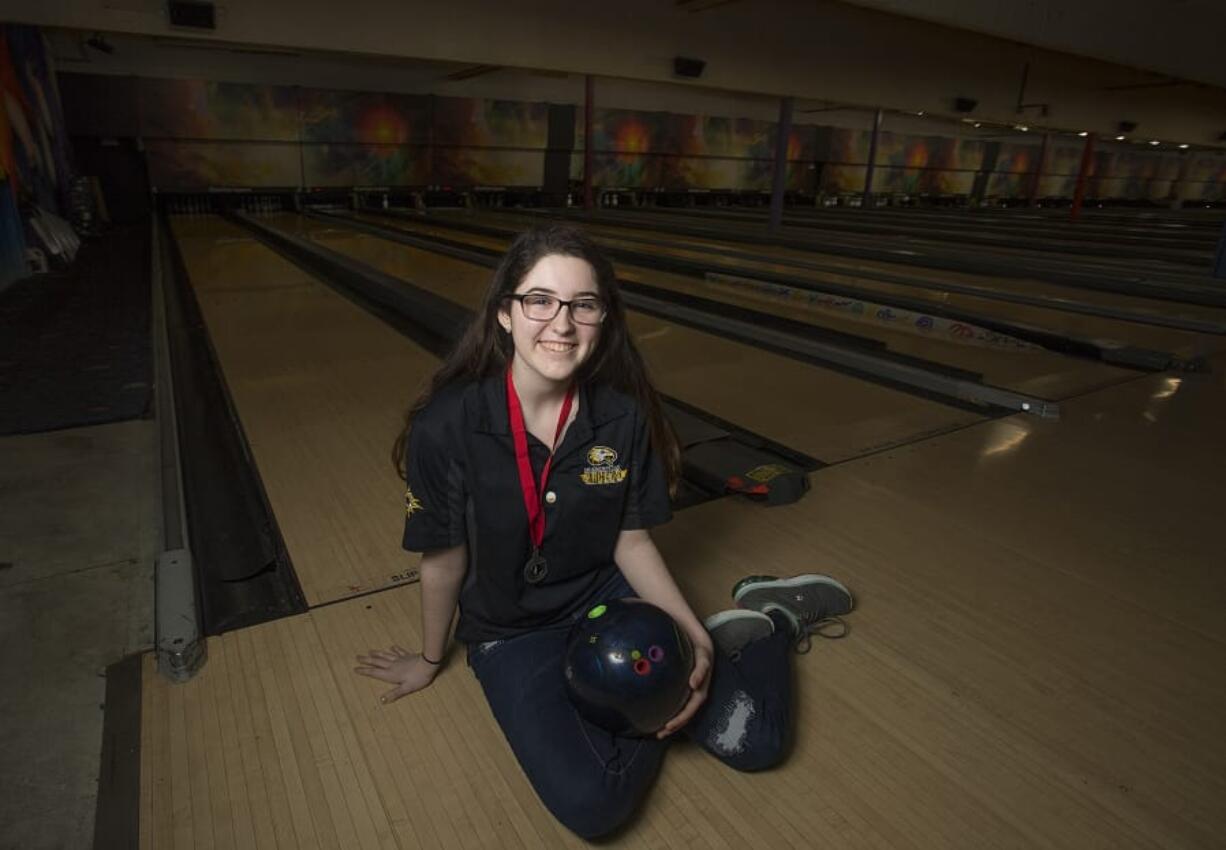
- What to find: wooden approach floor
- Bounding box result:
[139,345,1226,848]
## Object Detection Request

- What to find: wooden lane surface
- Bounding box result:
[644,205,1216,268]
[606,208,1214,284]
[170,215,429,606]
[782,206,1221,247]
[590,231,1226,360]
[473,210,1226,350]
[284,216,986,463]
[140,356,1226,848]
[352,212,1138,401]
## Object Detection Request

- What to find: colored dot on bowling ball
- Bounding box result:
[648,645,664,662]
[588,604,607,619]
[563,598,696,737]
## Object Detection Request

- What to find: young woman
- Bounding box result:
[356,224,854,839]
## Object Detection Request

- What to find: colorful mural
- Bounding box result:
[823,129,984,195]
[300,90,428,144]
[570,108,814,190]
[433,97,548,148]
[434,148,543,187]
[146,141,302,188]
[985,143,1041,198]
[1,26,73,212]
[141,79,299,141]
[1085,150,1170,200]
[132,84,552,188]
[298,89,431,186]
[54,69,1226,200]
[1186,154,1226,201]
[301,144,429,187]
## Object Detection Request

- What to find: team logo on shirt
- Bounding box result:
[582,445,628,486]
[404,486,423,517]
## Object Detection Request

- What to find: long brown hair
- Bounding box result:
[392,223,682,495]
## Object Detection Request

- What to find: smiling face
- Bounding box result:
[498,253,604,392]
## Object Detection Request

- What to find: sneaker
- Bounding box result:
[703,609,774,661]
[732,574,855,652]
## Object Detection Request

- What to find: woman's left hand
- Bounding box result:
[656,627,714,739]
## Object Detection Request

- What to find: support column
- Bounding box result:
[1168,149,1193,211]
[1028,132,1050,207]
[970,141,1000,207]
[1213,221,1226,280]
[861,108,883,208]
[583,75,594,211]
[543,104,576,206]
[1070,132,1096,222]
[768,96,794,233]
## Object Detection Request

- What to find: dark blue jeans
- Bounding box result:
[468,573,794,840]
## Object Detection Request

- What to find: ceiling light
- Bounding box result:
[1078,131,1088,137]
[1115,135,1126,141]
[973,122,981,128]
[916,110,924,116]
[1178,143,1189,149]
[1149,140,1160,146]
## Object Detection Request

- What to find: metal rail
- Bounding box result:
[151,215,206,683]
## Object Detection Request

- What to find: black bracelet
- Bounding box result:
[421,652,442,665]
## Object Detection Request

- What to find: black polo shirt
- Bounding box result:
[401,373,672,643]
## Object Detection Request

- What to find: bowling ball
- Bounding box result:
[563,598,694,737]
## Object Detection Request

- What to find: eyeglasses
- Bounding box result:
[507,293,607,325]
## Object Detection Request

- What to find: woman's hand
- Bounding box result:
[656,627,715,739]
[354,644,442,704]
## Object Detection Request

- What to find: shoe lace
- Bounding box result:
[794,615,850,654]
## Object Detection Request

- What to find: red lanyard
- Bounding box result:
[505,368,575,551]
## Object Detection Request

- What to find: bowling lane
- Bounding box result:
[346,211,1138,401]
[344,210,1140,399]
[784,206,1221,249]
[170,214,431,605]
[639,205,1216,268]
[267,213,988,463]
[472,209,1226,357]
[538,209,1226,327]
[622,206,1214,282]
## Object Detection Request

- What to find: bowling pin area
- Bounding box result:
[122,196,1226,850]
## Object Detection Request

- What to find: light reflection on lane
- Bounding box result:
[1152,376,1182,400]
[979,420,1033,459]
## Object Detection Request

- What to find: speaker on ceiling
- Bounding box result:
[168,1,216,30]
[673,56,706,79]
[1117,121,1138,133]
[953,97,978,113]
